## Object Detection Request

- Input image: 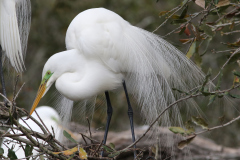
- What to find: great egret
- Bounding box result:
[30,8,227,157]
[0,0,31,96]
[1,106,60,159]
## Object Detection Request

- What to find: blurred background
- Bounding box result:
[3,0,240,149]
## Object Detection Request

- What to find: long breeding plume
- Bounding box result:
[0,0,31,72]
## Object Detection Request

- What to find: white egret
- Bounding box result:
[30,8,230,157]
[1,106,60,159]
[0,0,31,96]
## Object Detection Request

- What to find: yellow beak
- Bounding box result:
[29,84,46,115]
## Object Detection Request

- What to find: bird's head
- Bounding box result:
[29,69,54,115]
[29,50,79,115]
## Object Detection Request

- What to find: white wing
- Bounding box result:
[0,0,31,72]
[65,8,205,126]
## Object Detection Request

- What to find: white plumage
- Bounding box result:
[0,0,31,72]
[41,8,205,126]
[30,8,232,156]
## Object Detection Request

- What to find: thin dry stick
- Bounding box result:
[211,47,240,82]
[92,140,103,156]
[153,0,191,33]
[189,47,240,93]
[14,119,67,159]
[80,133,88,145]
[86,117,93,144]
[215,5,240,23]
[0,92,11,104]
[79,133,100,144]
[122,93,200,151]
[34,110,51,134]
[196,114,240,135]
[122,83,240,151]
[20,117,42,145]
[12,75,20,102]
[18,108,48,135]
[13,82,25,102]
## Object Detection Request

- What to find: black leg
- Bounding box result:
[0,46,7,102]
[123,81,136,158]
[101,91,113,156]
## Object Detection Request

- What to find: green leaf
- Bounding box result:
[24,145,33,160]
[228,52,240,63]
[0,148,4,156]
[103,146,114,153]
[109,143,115,151]
[202,91,214,96]
[8,148,18,160]
[178,135,196,149]
[208,94,217,105]
[185,120,195,134]
[191,116,208,129]
[186,39,196,59]
[201,24,214,37]
[170,19,187,25]
[227,93,240,99]
[179,5,188,19]
[169,127,186,135]
[108,151,121,158]
[216,70,223,90]
[179,26,186,35]
[159,11,169,17]
[233,71,240,78]
[201,68,212,90]
[200,37,212,56]
[63,130,78,144]
[194,52,202,67]
[172,88,189,95]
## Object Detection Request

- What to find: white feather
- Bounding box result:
[0,0,31,72]
[35,8,236,157]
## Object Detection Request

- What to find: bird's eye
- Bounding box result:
[47,71,50,75]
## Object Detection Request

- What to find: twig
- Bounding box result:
[0,92,11,104]
[222,30,240,35]
[121,93,201,151]
[153,0,190,33]
[199,4,213,25]
[92,140,103,156]
[13,118,67,159]
[20,117,41,145]
[215,5,240,23]
[35,110,51,134]
[80,133,88,145]
[12,75,20,102]
[79,133,100,144]
[17,108,48,135]
[13,82,25,102]
[196,114,240,135]
[86,117,93,144]
[211,47,240,82]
